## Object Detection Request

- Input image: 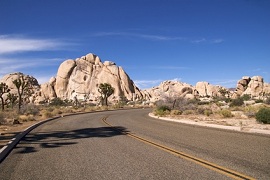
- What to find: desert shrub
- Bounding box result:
[52,109,62,116]
[204,109,212,116]
[50,98,66,106]
[154,105,171,116]
[21,104,40,115]
[197,101,210,105]
[182,109,196,115]
[154,109,169,117]
[242,94,251,101]
[41,110,53,119]
[157,105,171,112]
[255,108,270,124]
[219,109,233,118]
[0,112,5,124]
[170,109,182,115]
[230,97,244,107]
[19,114,35,122]
[255,99,263,103]
[243,106,257,118]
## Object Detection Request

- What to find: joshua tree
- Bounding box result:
[12,76,31,112]
[0,82,10,111]
[98,83,114,106]
[6,93,17,109]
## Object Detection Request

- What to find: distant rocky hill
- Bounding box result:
[0,53,269,105]
[143,76,270,102]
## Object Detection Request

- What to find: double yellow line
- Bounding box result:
[102,116,255,180]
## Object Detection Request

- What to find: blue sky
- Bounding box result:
[0,0,269,89]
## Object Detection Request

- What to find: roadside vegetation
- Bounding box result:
[0,82,145,126]
[153,95,270,124]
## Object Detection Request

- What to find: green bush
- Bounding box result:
[255,99,263,103]
[256,108,270,124]
[154,105,171,117]
[242,94,251,101]
[230,98,244,107]
[50,98,66,106]
[156,105,171,112]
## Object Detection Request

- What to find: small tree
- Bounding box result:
[98,83,114,106]
[13,76,31,112]
[0,82,10,111]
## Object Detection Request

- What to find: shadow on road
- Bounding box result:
[15,126,128,154]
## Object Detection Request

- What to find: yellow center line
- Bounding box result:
[102,116,256,180]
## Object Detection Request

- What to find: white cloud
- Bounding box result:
[0,35,72,54]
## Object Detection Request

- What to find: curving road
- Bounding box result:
[0,109,269,179]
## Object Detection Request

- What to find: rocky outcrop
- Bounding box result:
[143,80,196,102]
[0,72,41,103]
[143,80,227,102]
[232,76,270,99]
[1,53,270,105]
[195,81,223,97]
[41,53,143,102]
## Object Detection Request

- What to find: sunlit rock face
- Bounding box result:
[232,76,270,99]
[42,53,143,102]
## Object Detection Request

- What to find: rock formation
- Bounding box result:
[232,76,270,99]
[0,72,42,103]
[1,53,269,105]
[41,53,143,103]
[143,80,227,102]
[195,81,223,97]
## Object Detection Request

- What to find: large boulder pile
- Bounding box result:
[232,76,270,99]
[143,80,226,102]
[0,72,42,103]
[1,53,269,105]
[40,53,143,103]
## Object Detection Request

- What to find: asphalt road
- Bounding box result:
[0,108,269,179]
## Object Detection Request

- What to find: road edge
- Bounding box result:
[0,116,61,163]
[0,107,145,163]
[148,113,270,135]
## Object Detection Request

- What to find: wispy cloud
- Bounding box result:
[0,34,73,54]
[93,31,224,45]
[191,38,206,44]
[191,38,224,44]
[0,57,62,77]
[211,39,224,44]
[93,32,185,41]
